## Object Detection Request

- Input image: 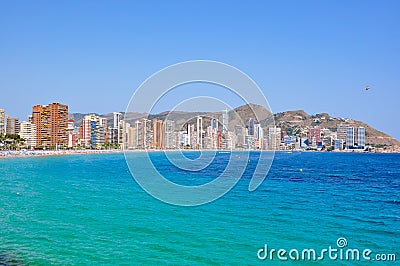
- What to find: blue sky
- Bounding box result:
[1,1,399,140]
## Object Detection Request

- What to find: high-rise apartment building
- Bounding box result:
[255,123,263,140]
[0,109,5,135]
[5,115,20,135]
[234,125,245,148]
[247,118,255,136]
[337,124,348,141]
[268,127,282,150]
[81,116,92,147]
[165,120,175,149]
[66,120,76,148]
[107,127,118,144]
[211,118,218,131]
[358,127,365,148]
[308,127,321,147]
[113,112,122,129]
[127,126,136,149]
[196,116,203,149]
[152,119,164,149]
[222,109,229,133]
[82,114,107,149]
[133,119,152,149]
[118,120,131,149]
[19,121,37,148]
[32,103,68,148]
[346,127,355,149]
[134,120,143,149]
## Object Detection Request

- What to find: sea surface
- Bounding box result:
[0,152,399,265]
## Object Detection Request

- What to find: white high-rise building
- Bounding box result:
[0,109,5,135]
[268,127,281,150]
[196,116,203,149]
[82,114,107,148]
[113,112,122,129]
[19,121,37,148]
[118,120,130,149]
[165,120,175,149]
[82,115,92,147]
[255,124,263,140]
[222,109,229,133]
[134,120,141,148]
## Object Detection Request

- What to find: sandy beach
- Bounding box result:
[0,149,125,159]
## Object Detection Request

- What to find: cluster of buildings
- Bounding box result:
[284,124,366,151]
[0,103,367,151]
[0,108,21,136]
[1,103,70,149]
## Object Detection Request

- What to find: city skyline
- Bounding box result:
[0,101,392,153]
[1,1,400,140]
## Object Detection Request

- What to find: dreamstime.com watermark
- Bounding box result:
[257,237,397,262]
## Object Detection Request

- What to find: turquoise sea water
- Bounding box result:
[0,152,399,265]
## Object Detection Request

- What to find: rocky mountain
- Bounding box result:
[70,104,399,147]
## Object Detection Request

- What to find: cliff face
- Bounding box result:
[70,104,399,147]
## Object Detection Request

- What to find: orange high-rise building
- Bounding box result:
[152,119,164,149]
[32,103,69,148]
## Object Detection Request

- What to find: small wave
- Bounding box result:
[0,251,26,266]
[385,199,400,205]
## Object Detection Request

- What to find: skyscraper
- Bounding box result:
[134,120,142,148]
[211,118,218,131]
[358,127,365,148]
[268,127,281,150]
[247,118,255,136]
[81,115,92,147]
[337,124,348,141]
[127,126,136,149]
[0,109,5,135]
[255,123,263,140]
[222,109,229,133]
[118,120,129,149]
[113,112,122,129]
[5,115,20,135]
[81,114,107,149]
[234,125,245,148]
[346,127,355,149]
[153,119,164,149]
[32,103,69,148]
[165,120,175,149]
[196,116,203,149]
[19,121,37,148]
[254,124,263,149]
[135,118,152,149]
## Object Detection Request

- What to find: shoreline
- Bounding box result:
[1,148,399,159]
[0,149,124,159]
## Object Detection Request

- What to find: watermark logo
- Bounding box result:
[124,60,275,206]
[336,237,348,248]
[257,237,397,262]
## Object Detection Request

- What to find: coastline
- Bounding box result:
[1,148,399,159]
[0,149,124,159]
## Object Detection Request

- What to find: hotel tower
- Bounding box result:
[32,103,69,148]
